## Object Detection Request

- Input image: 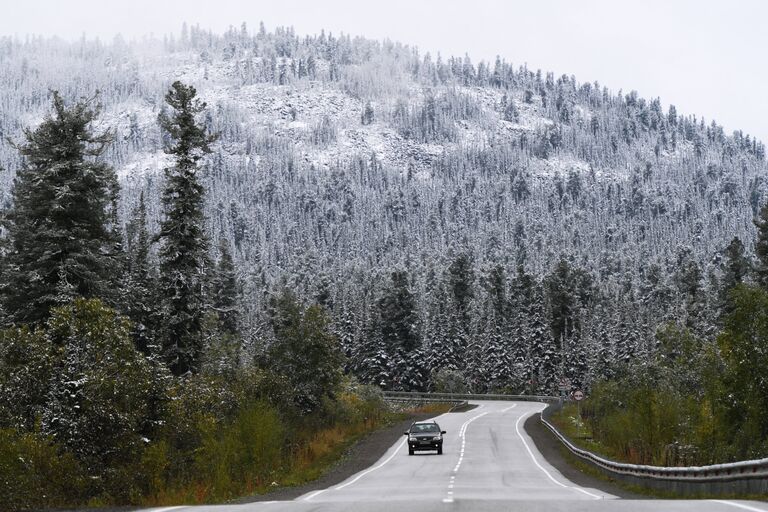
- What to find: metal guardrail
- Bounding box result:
[381,392,768,494]
[380,391,561,416]
[381,391,560,403]
[382,395,469,411]
[540,403,768,495]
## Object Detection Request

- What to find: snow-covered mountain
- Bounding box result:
[0,24,765,391]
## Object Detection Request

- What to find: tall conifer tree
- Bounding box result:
[122,192,158,354]
[1,92,119,324]
[157,81,216,375]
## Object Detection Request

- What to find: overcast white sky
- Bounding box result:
[2,0,767,144]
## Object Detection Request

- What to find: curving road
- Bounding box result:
[145,401,768,512]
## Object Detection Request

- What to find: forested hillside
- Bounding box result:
[0,23,766,394]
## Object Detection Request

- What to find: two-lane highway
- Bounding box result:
[144,401,768,512]
[300,401,607,504]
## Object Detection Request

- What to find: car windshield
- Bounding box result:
[411,423,439,433]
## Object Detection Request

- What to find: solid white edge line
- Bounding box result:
[711,500,768,512]
[146,507,186,512]
[514,411,602,500]
[302,489,328,501]
[332,438,408,491]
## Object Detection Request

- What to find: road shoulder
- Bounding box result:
[523,412,648,499]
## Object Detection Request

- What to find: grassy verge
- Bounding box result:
[240,402,454,500]
[549,404,768,501]
[550,403,616,459]
[402,402,455,415]
[273,402,453,490]
[143,401,454,506]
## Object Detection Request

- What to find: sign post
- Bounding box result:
[573,389,584,417]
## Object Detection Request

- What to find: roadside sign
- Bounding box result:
[573,390,584,401]
[558,377,571,391]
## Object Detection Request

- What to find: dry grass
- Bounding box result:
[407,402,455,415]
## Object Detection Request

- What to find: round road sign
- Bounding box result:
[573,390,584,401]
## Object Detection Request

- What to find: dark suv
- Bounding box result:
[404,421,446,455]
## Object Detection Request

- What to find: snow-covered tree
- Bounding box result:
[1,92,120,324]
[157,81,217,376]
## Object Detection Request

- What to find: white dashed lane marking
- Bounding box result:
[444,404,517,503]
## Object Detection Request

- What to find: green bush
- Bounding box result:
[41,299,159,500]
[0,297,379,508]
[0,428,87,511]
[194,401,285,499]
[0,327,56,431]
[583,302,768,466]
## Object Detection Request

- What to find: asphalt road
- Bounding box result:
[144,401,768,512]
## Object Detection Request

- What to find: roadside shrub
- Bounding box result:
[40,299,157,500]
[0,297,382,508]
[0,327,55,431]
[193,401,285,500]
[577,319,753,467]
[0,428,87,511]
[137,439,171,499]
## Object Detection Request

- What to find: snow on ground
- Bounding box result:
[118,150,172,180]
[105,55,564,180]
[527,154,593,179]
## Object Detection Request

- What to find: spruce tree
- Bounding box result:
[157,81,217,375]
[448,252,475,326]
[378,270,419,353]
[544,258,578,344]
[122,192,158,354]
[529,286,557,393]
[267,289,343,412]
[719,237,750,317]
[444,253,475,371]
[1,92,119,324]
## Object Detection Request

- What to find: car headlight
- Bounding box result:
[409,435,418,441]
[433,436,442,441]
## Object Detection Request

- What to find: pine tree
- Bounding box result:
[157,81,217,376]
[1,91,120,324]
